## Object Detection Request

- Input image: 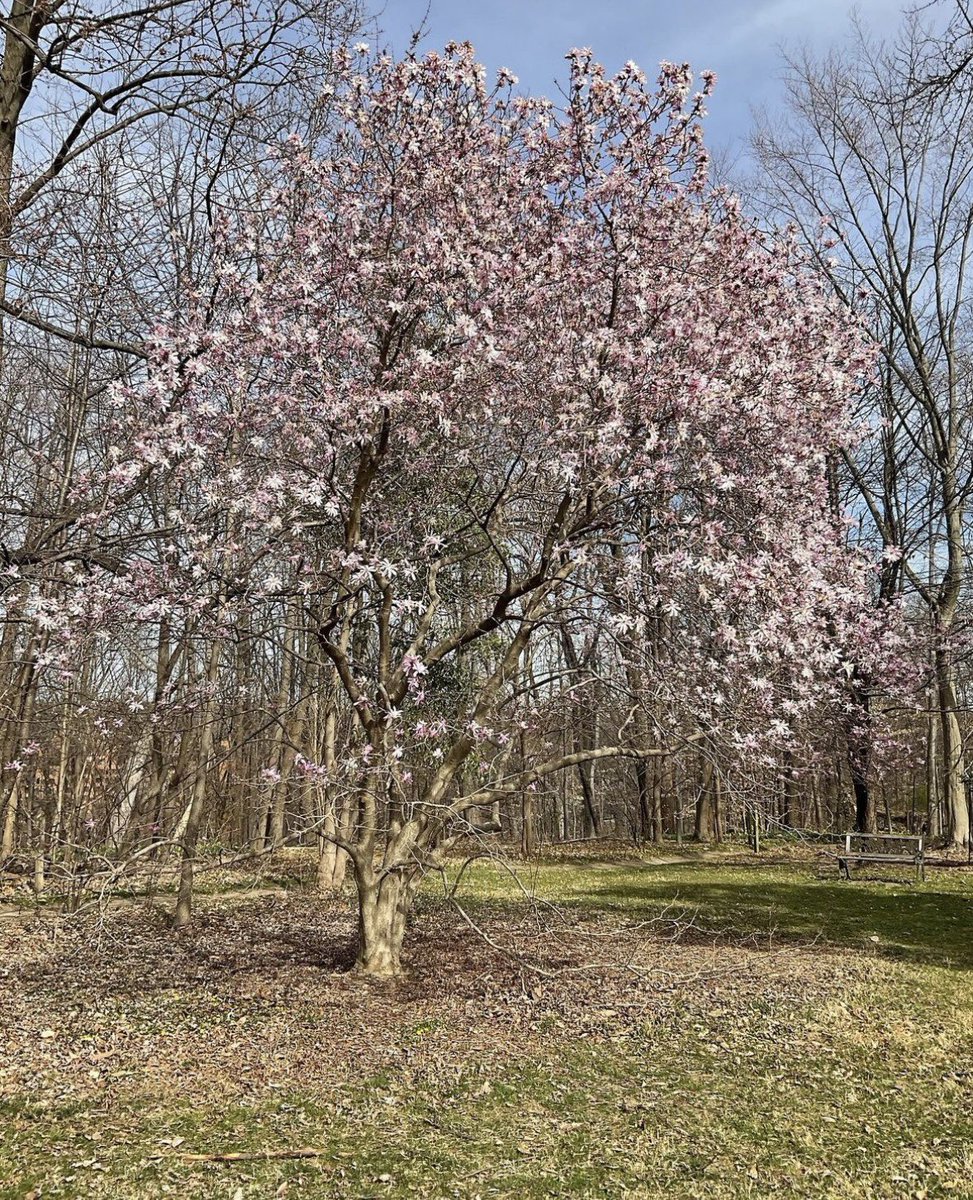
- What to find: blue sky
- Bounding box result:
[376,0,908,167]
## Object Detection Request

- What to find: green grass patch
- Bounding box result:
[437,854,973,969]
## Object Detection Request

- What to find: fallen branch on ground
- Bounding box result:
[150,1148,328,1163]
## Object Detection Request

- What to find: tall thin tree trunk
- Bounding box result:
[172,639,221,929]
[937,651,969,847]
[927,709,942,840]
[521,788,536,857]
[694,756,715,843]
[651,756,664,844]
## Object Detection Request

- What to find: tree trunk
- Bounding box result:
[0,644,39,859]
[851,761,876,834]
[354,869,416,977]
[651,756,664,844]
[713,769,723,843]
[0,1,44,329]
[936,653,969,848]
[927,709,942,840]
[317,791,354,892]
[172,640,221,929]
[521,789,536,857]
[694,756,715,843]
[268,595,300,847]
[577,754,599,838]
[779,753,796,830]
[634,756,650,844]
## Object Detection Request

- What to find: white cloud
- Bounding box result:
[715,0,912,51]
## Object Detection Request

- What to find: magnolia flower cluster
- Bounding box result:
[51,42,911,784]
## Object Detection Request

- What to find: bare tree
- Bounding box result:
[753,9,973,846]
[0,0,367,866]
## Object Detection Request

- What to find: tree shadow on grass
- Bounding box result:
[589,866,973,970]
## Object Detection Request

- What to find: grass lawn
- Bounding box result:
[3,846,973,1198]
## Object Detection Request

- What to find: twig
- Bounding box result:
[150,1147,328,1163]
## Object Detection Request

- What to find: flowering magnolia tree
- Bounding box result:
[87,43,891,974]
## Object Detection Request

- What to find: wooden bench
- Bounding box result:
[837,832,925,881]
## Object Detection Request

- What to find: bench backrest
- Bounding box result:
[844,832,924,855]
